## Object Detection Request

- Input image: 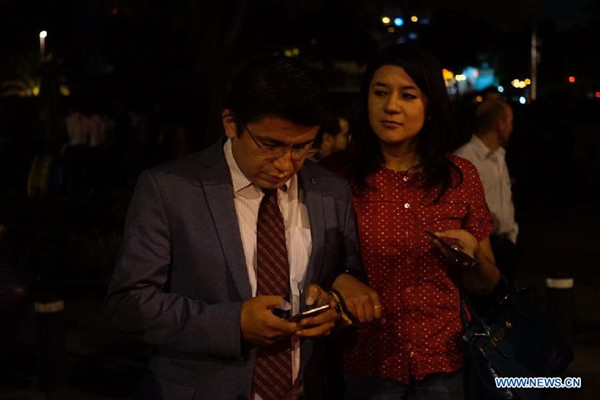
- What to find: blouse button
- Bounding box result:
[404,202,411,209]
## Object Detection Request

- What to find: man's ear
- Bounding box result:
[497,117,507,136]
[222,109,238,139]
[322,133,334,148]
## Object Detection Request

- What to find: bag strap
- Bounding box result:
[460,275,513,334]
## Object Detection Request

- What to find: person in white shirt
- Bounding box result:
[454,99,518,282]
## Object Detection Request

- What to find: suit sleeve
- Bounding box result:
[339,184,367,282]
[104,171,244,360]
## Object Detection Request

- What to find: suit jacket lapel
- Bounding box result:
[195,140,252,300]
[300,165,326,288]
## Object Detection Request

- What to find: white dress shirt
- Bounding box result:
[454,135,518,243]
[224,138,311,390]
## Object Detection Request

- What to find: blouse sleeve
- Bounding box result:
[453,156,494,241]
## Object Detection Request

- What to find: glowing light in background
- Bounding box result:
[388,27,395,33]
[394,17,404,27]
[442,69,454,80]
[511,79,527,89]
[39,31,47,58]
[475,95,483,102]
[568,76,576,83]
[382,16,391,24]
[455,74,467,82]
[411,16,418,22]
[59,85,71,96]
[498,86,504,93]
[519,96,527,104]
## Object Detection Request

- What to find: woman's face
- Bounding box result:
[368,65,427,150]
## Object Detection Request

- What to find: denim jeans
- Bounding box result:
[342,371,464,400]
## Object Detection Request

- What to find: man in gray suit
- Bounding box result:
[105,56,381,400]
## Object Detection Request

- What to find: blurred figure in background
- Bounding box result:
[454,99,518,282]
[310,117,350,162]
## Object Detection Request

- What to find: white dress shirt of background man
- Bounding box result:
[454,98,519,282]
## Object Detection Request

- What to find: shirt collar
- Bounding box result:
[223,138,295,194]
[471,135,505,159]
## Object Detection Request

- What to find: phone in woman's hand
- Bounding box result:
[424,229,480,268]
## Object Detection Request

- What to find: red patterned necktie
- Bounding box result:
[253,189,293,400]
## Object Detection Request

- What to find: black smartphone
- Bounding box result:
[424,229,480,268]
[287,304,331,322]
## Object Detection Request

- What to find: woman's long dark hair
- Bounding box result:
[350,42,462,202]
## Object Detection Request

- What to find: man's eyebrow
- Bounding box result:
[294,139,315,147]
[257,136,286,146]
[257,136,314,147]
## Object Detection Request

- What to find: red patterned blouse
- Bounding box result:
[343,155,493,383]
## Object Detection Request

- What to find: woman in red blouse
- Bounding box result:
[325,43,501,399]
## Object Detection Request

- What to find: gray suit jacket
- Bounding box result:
[105,139,364,400]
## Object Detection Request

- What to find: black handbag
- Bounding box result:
[460,280,573,400]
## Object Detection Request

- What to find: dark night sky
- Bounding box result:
[1,0,599,101]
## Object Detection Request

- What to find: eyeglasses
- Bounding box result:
[244,125,319,161]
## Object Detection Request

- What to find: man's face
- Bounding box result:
[223,112,319,189]
[332,117,350,153]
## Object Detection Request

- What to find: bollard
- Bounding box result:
[34,298,66,393]
[545,274,574,345]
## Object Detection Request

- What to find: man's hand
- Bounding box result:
[295,284,339,337]
[240,296,298,346]
[332,274,383,323]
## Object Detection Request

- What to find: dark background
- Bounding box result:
[1,0,599,399]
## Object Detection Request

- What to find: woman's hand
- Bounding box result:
[433,229,500,294]
[433,229,479,258]
[332,274,383,323]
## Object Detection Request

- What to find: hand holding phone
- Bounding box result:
[424,229,480,268]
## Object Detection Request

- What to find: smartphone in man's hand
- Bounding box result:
[287,304,331,322]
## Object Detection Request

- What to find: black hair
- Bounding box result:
[226,56,331,129]
[314,117,344,148]
[351,42,462,201]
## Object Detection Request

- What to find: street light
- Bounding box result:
[39,30,47,59]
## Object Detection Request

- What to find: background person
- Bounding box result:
[454,99,518,282]
[310,117,350,162]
